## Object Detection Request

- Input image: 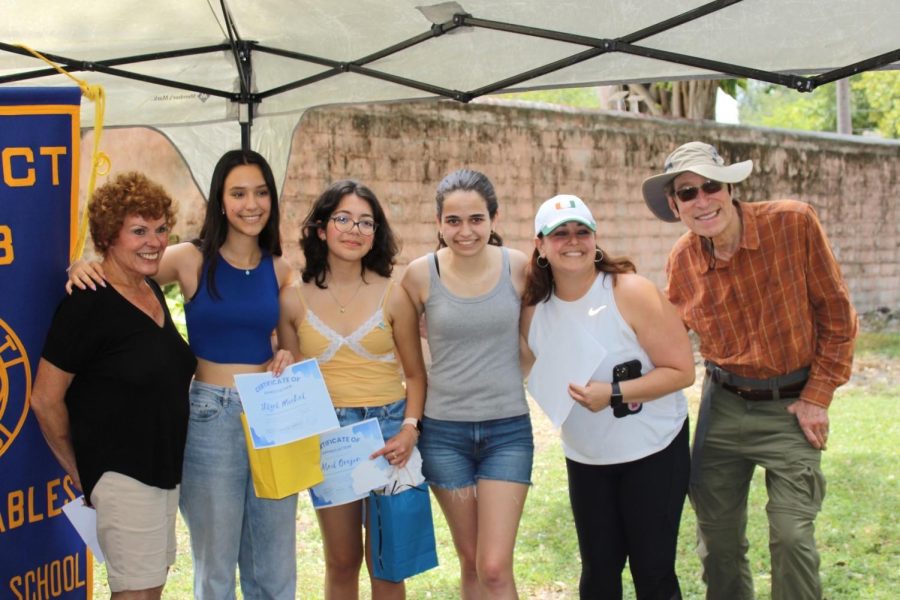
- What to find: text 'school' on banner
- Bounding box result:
[1,87,91,600]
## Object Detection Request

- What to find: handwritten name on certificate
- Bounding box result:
[235,359,340,449]
[309,418,391,509]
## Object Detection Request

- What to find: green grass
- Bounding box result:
[93,332,900,598]
[855,331,900,359]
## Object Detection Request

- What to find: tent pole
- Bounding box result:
[241,119,251,151]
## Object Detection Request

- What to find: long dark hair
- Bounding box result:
[523,241,637,306]
[300,180,398,288]
[196,150,282,298]
[435,168,503,249]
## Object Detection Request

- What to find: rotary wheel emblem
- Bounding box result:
[0,318,30,460]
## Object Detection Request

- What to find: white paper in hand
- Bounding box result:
[61,497,105,563]
[384,446,426,493]
[527,325,606,427]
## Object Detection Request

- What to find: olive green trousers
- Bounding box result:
[690,376,825,600]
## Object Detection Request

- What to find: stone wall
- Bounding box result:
[81,101,900,312]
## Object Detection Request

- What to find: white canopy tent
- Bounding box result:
[2,0,898,193]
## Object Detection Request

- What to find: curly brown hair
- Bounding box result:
[89,172,177,254]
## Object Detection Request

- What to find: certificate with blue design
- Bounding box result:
[235,359,339,449]
[309,418,391,509]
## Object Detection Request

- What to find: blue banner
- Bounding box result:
[0,87,91,599]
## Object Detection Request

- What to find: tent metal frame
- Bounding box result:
[2,0,898,149]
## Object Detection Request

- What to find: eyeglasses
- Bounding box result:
[330,214,378,236]
[674,180,724,202]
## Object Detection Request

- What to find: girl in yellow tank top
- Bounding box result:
[277,180,425,600]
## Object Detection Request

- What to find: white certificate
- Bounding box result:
[309,418,392,509]
[235,359,340,449]
[61,497,105,563]
[527,322,606,428]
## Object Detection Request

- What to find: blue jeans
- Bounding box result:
[418,414,534,489]
[179,381,298,600]
[334,398,406,439]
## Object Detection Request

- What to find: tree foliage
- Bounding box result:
[495,79,741,120]
[738,71,899,138]
[493,71,898,138]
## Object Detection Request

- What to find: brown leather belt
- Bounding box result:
[721,380,806,401]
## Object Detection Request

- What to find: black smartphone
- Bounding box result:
[612,359,642,418]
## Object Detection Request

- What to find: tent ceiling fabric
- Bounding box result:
[3,0,898,125]
[2,0,898,194]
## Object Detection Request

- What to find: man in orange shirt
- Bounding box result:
[642,141,857,600]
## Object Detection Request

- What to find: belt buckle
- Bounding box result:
[735,386,757,400]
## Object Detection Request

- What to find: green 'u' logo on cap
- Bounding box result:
[555,200,576,210]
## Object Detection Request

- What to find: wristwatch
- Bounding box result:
[402,417,422,434]
[610,381,624,408]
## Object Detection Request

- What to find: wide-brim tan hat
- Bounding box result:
[642,141,753,222]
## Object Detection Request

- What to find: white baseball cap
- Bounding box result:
[534,194,597,236]
[642,141,753,222]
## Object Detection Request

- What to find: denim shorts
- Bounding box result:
[418,413,534,489]
[334,398,405,441]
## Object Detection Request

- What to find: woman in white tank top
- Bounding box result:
[520,195,695,600]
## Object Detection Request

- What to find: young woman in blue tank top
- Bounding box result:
[67,150,298,600]
[402,169,533,600]
[278,180,426,599]
[520,195,694,600]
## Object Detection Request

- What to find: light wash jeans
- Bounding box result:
[180,380,298,600]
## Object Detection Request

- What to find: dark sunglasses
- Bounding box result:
[674,180,723,202]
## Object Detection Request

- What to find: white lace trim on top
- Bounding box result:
[304,308,395,364]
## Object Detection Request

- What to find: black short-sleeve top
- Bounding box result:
[41,279,197,500]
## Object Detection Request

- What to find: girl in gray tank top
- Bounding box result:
[401,169,533,598]
[424,246,529,421]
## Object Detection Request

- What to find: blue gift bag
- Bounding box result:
[368,483,439,582]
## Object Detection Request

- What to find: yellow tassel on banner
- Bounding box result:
[15,44,110,262]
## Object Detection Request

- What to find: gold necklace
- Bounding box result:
[326,279,364,313]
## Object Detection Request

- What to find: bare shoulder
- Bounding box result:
[613,273,665,316]
[614,273,678,329]
[165,241,202,264]
[278,280,305,321]
[272,255,297,288]
[385,275,416,318]
[614,272,659,298]
[507,247,530,271]
[159,242,202,288]
[401,255,431,290]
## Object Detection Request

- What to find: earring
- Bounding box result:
[536,255,549,269]
[594,247,604,264]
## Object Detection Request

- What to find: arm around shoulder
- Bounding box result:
[155,242,203,295]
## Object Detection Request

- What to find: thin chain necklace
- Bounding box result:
[326,279,364,313]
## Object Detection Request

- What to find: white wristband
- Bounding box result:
[402,417,420,433]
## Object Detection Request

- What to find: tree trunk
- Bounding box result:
[626,83,664,116]
[671,81,684,118]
